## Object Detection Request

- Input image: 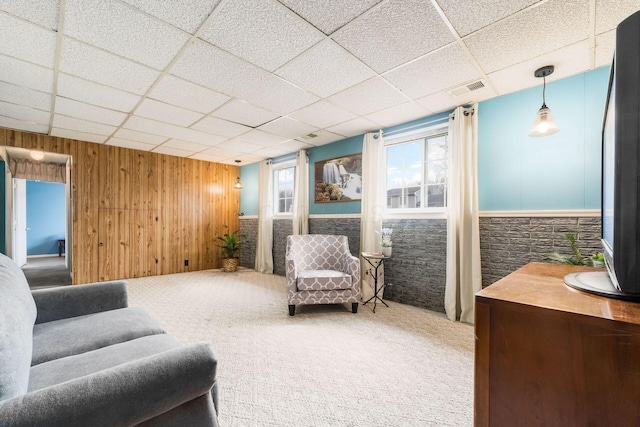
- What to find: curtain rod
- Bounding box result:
[382,116,449,137]
[449,107,475,120]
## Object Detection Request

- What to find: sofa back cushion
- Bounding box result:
[0,252,37,401]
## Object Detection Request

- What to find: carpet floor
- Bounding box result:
[22,256,72,289]
[127,269,474,427]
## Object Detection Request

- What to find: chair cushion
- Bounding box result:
[0,253,37,401]
[297,270,351,291]
[28,334,181,392]
[32,306,165,365]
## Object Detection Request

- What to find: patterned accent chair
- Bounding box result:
[286,234,360,316]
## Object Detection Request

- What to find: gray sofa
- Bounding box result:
[0,253,219,426]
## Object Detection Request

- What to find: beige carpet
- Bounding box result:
[127,269,475,427]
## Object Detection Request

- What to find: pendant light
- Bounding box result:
[233,160,243,190]
[528,65,560,137]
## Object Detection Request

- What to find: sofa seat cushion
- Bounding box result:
[32,307,165,366]
[297,269,351,291]
[28,334,180,392]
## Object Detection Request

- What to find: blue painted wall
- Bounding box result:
[478,66,609,210]
[27,181,65,256]
[240,67,610,213]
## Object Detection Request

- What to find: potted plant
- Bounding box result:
[546,233,604,267]
[381,228,393,257]
[217,231,242,272]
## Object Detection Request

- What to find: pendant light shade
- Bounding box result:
[528,65,560,137]
[233,160,243,190]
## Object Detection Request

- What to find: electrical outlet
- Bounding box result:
[184,259,189,266]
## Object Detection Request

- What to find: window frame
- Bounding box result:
[383,123,449,218]
[272,160,296,217]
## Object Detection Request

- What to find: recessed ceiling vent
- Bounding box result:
[448,79,486,97]
[302,133,319,140]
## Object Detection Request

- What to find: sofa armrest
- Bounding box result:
[32,280,128,324]
[0,343,218,427]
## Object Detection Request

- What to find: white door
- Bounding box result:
[13,178,27,267]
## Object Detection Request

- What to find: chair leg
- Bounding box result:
[352,303,358,313]
[288,305,295,316]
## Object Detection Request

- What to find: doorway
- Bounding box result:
[1,147,72,288]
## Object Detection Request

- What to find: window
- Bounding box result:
[385,126,448,211]
[274,165,295,215]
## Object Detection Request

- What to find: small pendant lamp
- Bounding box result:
[233,160,243,190]
[528,65,560,137]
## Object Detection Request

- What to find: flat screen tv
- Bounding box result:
[564,10,640,300]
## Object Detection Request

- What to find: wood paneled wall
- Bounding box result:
[0,127,240,284]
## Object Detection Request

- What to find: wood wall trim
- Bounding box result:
[0,127,239,284]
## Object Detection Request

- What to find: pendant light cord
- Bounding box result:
[542,76,547,107]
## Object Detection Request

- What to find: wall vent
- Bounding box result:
[448,79,486,97]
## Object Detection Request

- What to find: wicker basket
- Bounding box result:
[222,258,239,272]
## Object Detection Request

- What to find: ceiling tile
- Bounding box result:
[113,128,168,145]
[486,40,591,96]
[149,75,230,114]
[216,139,264,154]
[64,0,190,70]
[295,129,343,146]
[595,0,640,34]
[53,114,117,135]
[123,115,226,145]
[288,100,358,129]
[135,98,204,127]
[220,153,265,164]
[328,77,410,116]
[0,100,50,125]
[254,145,292,158]
[106,137,156,151]
[0,55,54,93]
[200,146,245,158]
[51,128,108,143]
[161,139,210,152]
[437,0,540,37]
[384,43,482,99]
[258,117,317,139]
[235,129,290,146]
[199,0,323,72]
[0,13,57,67]
[59,38,161,95]
[152,145,197,157]
[464,0,590,74]
[0,81,51,111]
[333,0,455,73]
[171,41,318,114]
[190,153,228,163]
[275,139,313,152]
[210,99,280,127]
[55,97,128,126]
[0,116,48,134]
[119,0,220,34]
[326,117,380,137]
[595,30,615,68]
[364,102,430,128]
[279,0,382,34]
[57,73,141,112]
[191,116,252,138]
[416,88,489,114]
[0,0,60,30]
[275,40,375,97]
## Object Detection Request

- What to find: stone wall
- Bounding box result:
[479,216,601,287]
[240,214,602,314]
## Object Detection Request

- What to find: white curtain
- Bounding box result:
[9,158,66,183]
[255,159,274,274]
[445,104,482,323]
[359,131,385,302]
[292,150,308,235]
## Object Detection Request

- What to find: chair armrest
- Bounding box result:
[32,280,128,324]
[285,257,297,298]
[340,253,361,286]
[0,343,217,427]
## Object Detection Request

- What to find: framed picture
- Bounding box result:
[314,153,362,203]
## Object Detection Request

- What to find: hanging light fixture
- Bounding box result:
[528,65,560,137]
[233,160,243,190]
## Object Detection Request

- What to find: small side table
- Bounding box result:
[361,252,390,313]
[57,239,65,257]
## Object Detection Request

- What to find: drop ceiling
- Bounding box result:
[0,0,637,165]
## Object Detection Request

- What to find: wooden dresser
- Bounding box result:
[475,262,640,426]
